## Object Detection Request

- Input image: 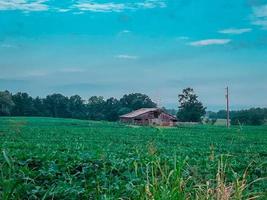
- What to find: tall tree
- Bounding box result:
[104,97,120,121]
[69,95,86,119]
[0,91,14,116]
[119,93,157,114]
[177,88,206,122]
[11,92,35,116]
[44,94,70,118]
[86,96,105,120]
[33,97,48,116]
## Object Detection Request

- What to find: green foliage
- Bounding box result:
[69,95,86,119]
[0,91,157,122]
[0,117,266,199]
[11,92,35,116]
[231,109,265,126]
[119,93,157,113]
[208,108,267,126]
[103,97,121,121]
[0,91,14,116]
[86,96,106,120]
[208,110,228,119]
[33,97,47,116]
[177,88,206,122]
[44,94,71,118]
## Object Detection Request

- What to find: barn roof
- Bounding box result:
[120,108,160,118]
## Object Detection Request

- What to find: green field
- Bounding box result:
[0,117,267,199]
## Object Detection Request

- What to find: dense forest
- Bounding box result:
[0,91,156,121]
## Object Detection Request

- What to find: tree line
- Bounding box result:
[0,88,207,123]
[0,91,156,121]
[1,89,266,125]
[208,108,267,125]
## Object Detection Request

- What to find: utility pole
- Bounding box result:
[226,87,230,128]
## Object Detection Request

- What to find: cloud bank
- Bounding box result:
[219,28,252,34]
[251,4,267,29]
[0,0,48,11]
[0,0,166,12]
[189,39,231,47]
[74,0,166,12]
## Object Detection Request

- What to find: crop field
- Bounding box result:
[0,117,267,199]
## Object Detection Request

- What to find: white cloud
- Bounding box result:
[253,4,267,18]
[0,0,166,13]
[0,0,48,11]
[57,8,70,13]
[136,0,166,9]
[219,28,252,34]
[74,1,126,12]
[115,54,138,60]
[74,0,166,12]
[253,19,267,28]
[1,44,17,48]
[189,39,231,47]
[251,4,267,29]
[73,11,84,15]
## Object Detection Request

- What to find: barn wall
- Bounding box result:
[120,118,133,123]
[157,113,177,126]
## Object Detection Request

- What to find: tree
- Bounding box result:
[11,92,35,116]
[86,96,106,120]
[69,95,86,119]
[177,88,206,122]
[119,93,157,114]
[32,97,48,116]
[231,108,265,126]
[103,97,120,121]
[208,108,266,126]
[0,91,14,116]
[44,94,70,118]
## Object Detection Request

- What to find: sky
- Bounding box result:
[1,0,267,110]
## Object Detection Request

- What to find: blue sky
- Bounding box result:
[1,0,267,110]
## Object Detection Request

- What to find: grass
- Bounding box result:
[0,117,266,199]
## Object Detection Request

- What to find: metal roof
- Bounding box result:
[120,108,159,118]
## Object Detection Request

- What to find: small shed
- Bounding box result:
[120,108,177,126]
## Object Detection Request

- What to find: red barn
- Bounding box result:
[120,108,177,126]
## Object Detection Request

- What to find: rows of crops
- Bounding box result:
[0,117,267,199]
